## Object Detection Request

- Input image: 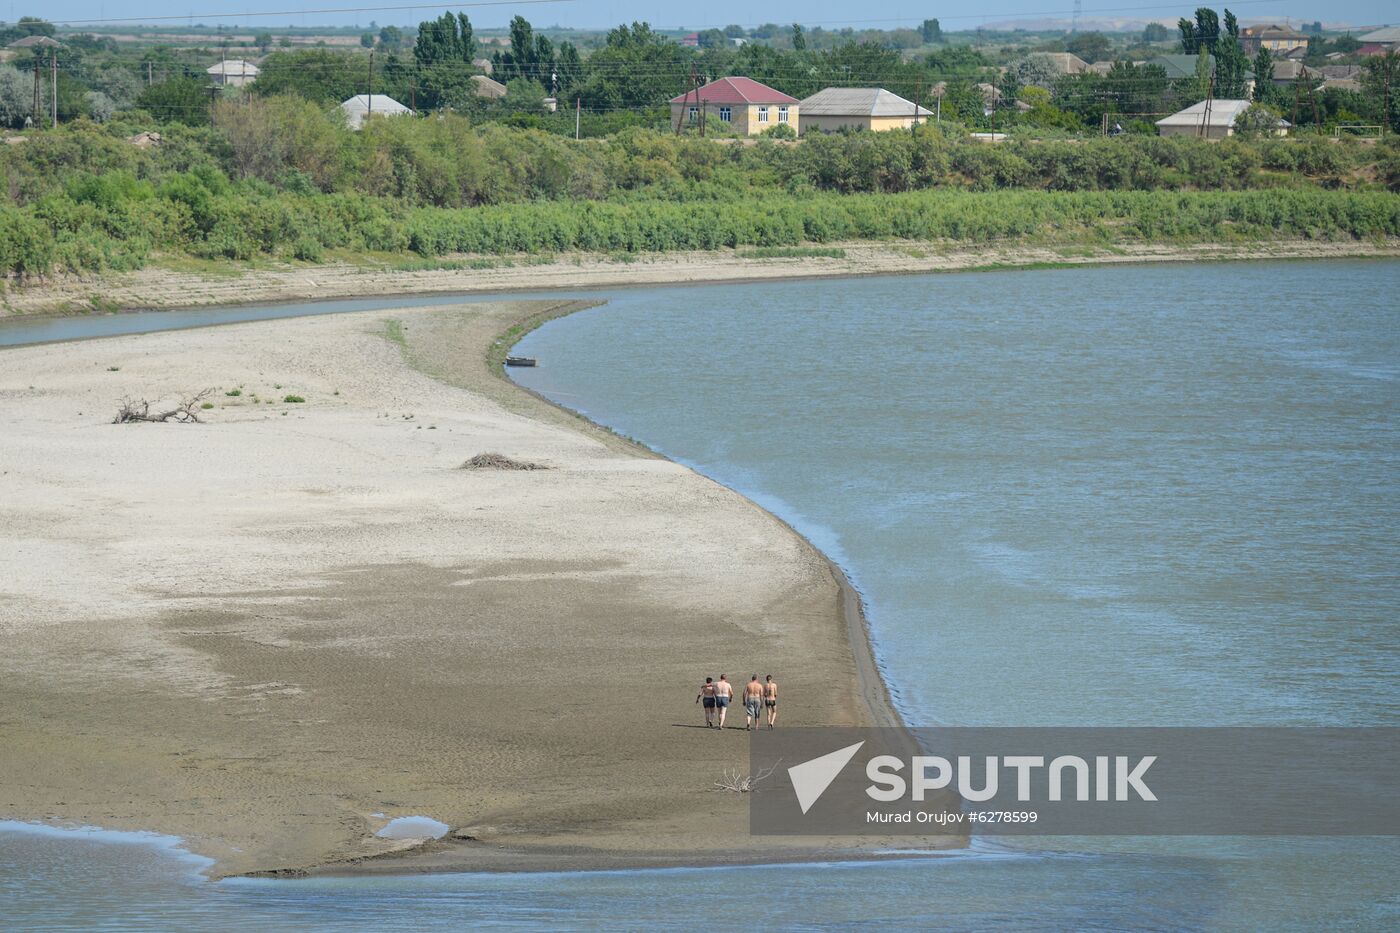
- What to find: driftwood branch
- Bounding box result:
[113,388,214,424]
[713,763,779,794]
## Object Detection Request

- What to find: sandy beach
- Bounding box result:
[2,239,1396,318]
[0,295,944,877]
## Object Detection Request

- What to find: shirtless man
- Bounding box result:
[764,674,778,729]
[743,675,765,731]
[696,676,717,728]
[714,675,734,729]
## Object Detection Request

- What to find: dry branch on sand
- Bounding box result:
[713,764,779,794]
[461,452,550,471]
[113,389,214,424]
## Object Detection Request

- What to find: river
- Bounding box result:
[2,260,1397,929]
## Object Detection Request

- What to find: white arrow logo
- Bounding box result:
[787,741,865,814]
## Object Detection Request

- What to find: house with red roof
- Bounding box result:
[669,76,800,136]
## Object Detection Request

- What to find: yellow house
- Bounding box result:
[799,87,933,133]
[670,76,799,136]
[1240,24,1309,55]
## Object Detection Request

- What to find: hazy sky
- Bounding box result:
[29,0,1395,32]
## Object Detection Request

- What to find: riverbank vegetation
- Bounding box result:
[1,113,1397,278]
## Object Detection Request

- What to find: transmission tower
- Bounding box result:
[1071,0,1082,34]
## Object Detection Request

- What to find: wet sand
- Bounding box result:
[0,297,946,877]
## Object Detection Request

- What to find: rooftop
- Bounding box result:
[670,76,798,105]
[207,59,260,75]
[1357,26,1400,43]
[800,87,933,117]
[1156,99,1273,129]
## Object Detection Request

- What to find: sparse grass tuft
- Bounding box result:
[283,395,305,403]
[225,388,241,397]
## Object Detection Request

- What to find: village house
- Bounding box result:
[1155,99,1287,139]
[1240,24,1309,56]
[340,94,413,130]
[470,74,508,100]
[471,57,494,75]
[207,59,260,87]
[1356,26,1400,53]
[669,77,799,136]
[799,87,933,132]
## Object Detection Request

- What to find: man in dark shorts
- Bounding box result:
[764,674,778,729]
[696,676,717,728]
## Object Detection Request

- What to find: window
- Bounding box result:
[758,106,769,123]
[778,106,789,123]
[719,106,732,122]
[688,106,698,123]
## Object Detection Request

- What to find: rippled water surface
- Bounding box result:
[3,261,1398,929]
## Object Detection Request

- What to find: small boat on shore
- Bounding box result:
[505,356,537,367]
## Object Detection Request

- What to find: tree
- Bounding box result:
[1192,46,1213,100]
[697,29,727,50]
[1194,8,1221,52]
[1252,46,1274,102]
[1361,50,1400,133]
[792,24,806,52]
[361,32,375,48]
[379,25,403,49]
[255,32,273,52]
[1213,10,1249,99]
[1233,102,1283,137]
[920,19,942,44]
[1007,53,1061,90]
[415,12,474,66]
[723,24,746,39]
[138,77,209,126]
[1143,23,1172,43]
[1178,18,1199,54]
[256,50,364,103]
[1066,32,1111,63]
[0,66,36,128]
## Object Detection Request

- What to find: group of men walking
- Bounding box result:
[696,674,778,730]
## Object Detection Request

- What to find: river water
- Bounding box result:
[2,260,1397,929]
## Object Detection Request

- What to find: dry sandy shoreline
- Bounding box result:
[0,293,943,879]
[2,239,1397,319]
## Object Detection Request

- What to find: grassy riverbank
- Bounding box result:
[3,118,1399,280]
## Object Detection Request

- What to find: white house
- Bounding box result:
[1155,99,1286,139]
[340,94,414,130]
[799,87,933,133]
[207,59,260,87]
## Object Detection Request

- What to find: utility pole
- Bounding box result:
[367,51,374,114]
[1199,73,1215,138]
[676,62,700,134]
[147,60,152,87]
[50,51,57,128]
[575,97,580,140]
[32,52,40,126]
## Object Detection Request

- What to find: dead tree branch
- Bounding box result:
[113,388,214,424]
[713,763,780,794]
